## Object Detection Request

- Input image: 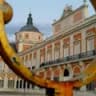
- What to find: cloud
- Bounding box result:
[36,23,52,38]
[5,24,20,42]
[5,23,52,42]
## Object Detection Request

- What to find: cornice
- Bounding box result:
[52,4,88,25]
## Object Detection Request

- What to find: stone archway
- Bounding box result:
[73,65,81,76]
[64,69,70,76]
[63,64,73,81]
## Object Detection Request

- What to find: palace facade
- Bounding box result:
[0,1,96,95]
[17,2,96,90]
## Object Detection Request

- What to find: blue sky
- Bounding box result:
[5,0,95,42]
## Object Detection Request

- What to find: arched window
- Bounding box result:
[64,69,69,76]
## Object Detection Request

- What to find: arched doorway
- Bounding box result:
[63,66,73,81]
[64,69,70,76]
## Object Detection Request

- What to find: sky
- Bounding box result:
[5,0,95,42]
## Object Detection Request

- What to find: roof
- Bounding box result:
[19,13,40,32]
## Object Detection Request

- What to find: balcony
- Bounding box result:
[39,49,96,68]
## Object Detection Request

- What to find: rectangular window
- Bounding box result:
[54,50,60,60]
[47,53,52,61]
[0,80,4,88]
[8,80,14,88]
[33,58,37,65]
[63,47,69,57]
[40,56,45,63]
[54,77,59,81]
[74,42,80,55]
[87,38,94,51]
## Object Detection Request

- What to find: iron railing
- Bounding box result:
[40,49,96,68]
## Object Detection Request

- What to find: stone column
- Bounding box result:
[60,39,63,58]
[81,30,86,52]
[36,50,40,69]
[4,73,8,88]
[52,43,55,61]
[58,66,63,81]
[79,61,87,91]
[14,76,17,88]
[24,56,26,65]
[45,46,47,62]
[50,67,54,80]
[70,35,73,56]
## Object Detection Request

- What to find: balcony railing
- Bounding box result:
[40,49,96,68]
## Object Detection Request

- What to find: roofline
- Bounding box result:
[52,4,88,25]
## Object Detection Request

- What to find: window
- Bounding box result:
[38,36,41,40]
[87,38,94,51]
[19,34,22,38]
[86,82,95,91]
[64,69,70,76]
[40,56,45,63]
[27,82,30,88]
[54,42,60,59]
[16,80,19,88]
[33,57,37,65]
[32,83,35,89]
[54,50,60,60]
[25,33,29,39]
[23,80,26,89]
[54,77,59,81]
[46,88,55,96]
[63,47,69,57]
[20,80,22,88]
[8,80,14,88]
[47,53,52,61]
[0,80,4,88]
[40,48,45,63]
[74,41,80,55]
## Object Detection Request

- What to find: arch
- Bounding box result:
[64,69,70,76]
[73,65,81,76]
[62,64,73,81]
[39,71,45,78]
[53,67,61,81]
[46,68,52,80]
